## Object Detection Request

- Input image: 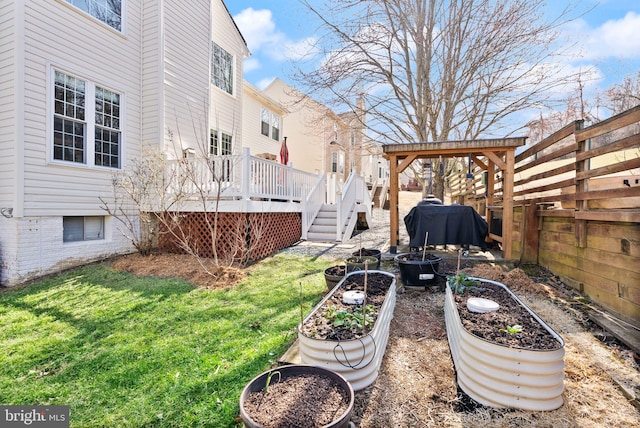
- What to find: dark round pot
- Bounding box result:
[394,253,442,286]
[345,255,379,272]
[240,364,354,428]
[351,248,381,261]
[324,265,347,290]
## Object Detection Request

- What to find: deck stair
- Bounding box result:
[306,204,353,242]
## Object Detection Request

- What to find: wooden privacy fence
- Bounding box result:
[450,105,640,325]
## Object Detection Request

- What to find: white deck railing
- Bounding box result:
[301,173,327,239]
[336,171,372,241]
[167,148,319,202]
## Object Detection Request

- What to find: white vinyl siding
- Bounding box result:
[0,1,18,208]
[163,0,211,157]
[20,1,142,217]
[209,0,248,157]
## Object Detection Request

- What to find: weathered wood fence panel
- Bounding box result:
[448,105,640,324]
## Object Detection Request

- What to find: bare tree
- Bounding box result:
[99,146,184,256]
[295,0,583,199]
[603,71,640,115]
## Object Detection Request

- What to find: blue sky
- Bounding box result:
[227,0,640,124]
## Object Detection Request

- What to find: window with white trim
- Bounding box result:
[64,0,122,31]
[260,108,280,141]
[331,151,344,174]
[63,216,105,242]
[53,70,122,168]
[211,42,234,94]
[210,130,233,181]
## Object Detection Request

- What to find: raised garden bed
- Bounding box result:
[445,276,565,411]
[298,270,396,390]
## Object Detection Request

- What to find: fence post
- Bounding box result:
[574,120,587,248]
[520,203,540,264]
[242,147,251,200]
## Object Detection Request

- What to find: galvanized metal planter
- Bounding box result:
[298,270,396,391]
[444,277,565,411]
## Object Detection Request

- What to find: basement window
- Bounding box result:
[63,216,105,242]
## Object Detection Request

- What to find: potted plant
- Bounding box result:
[239,364,354,428]
[394,251,442,286]
[444,275,565,411]
[351,247,381,261]
[345,255,379,272]
[324,264,347,290]
[298,269,396,390]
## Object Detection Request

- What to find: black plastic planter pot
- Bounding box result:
[394,253,442,286]
[239,364,354,428]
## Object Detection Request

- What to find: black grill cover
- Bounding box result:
[404,204,488,250]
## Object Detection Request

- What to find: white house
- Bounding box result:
[0,0,250,286]
[0,0,375,287]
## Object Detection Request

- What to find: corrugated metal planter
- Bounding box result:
[445,277,565,411]
[298,270,396,391]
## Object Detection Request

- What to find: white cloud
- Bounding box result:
[234,8,320,63]
[233,8,279,53]
[243,57,261,73]
[567,12,640,60]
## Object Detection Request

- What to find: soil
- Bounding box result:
[325,265,347,277]
[453,281,562,350]
[242,372,350,428]
[395,252,441,261]
[301,272,394,341]
[351,248,381,258]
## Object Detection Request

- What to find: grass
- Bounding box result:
[0,254,331,427]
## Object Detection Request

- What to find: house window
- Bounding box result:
[210,130,233,181]
[260,108,281,141]
[211,42,233,95]
[210,130,232,155]
[331,151,344,174]
[64,0,122,31]
[53,70,121,169]
[63,216,105,242]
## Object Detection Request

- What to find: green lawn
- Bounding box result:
[0,254,330,427]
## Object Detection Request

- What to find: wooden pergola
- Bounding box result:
[382,137,527,259]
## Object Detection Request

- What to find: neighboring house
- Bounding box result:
[241,80,287,161]
[263,78,388,185]
[0,0,250,286]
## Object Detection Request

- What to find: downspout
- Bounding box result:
[14,0,26,218]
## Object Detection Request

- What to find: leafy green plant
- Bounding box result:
[323,304,376,330]
[501,325,523,334]
[447,273,479,294]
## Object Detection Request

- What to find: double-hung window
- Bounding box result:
[64,0,122,31]
[211,42,234,95]
[260,108,280,141]
[53,70,122,169]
